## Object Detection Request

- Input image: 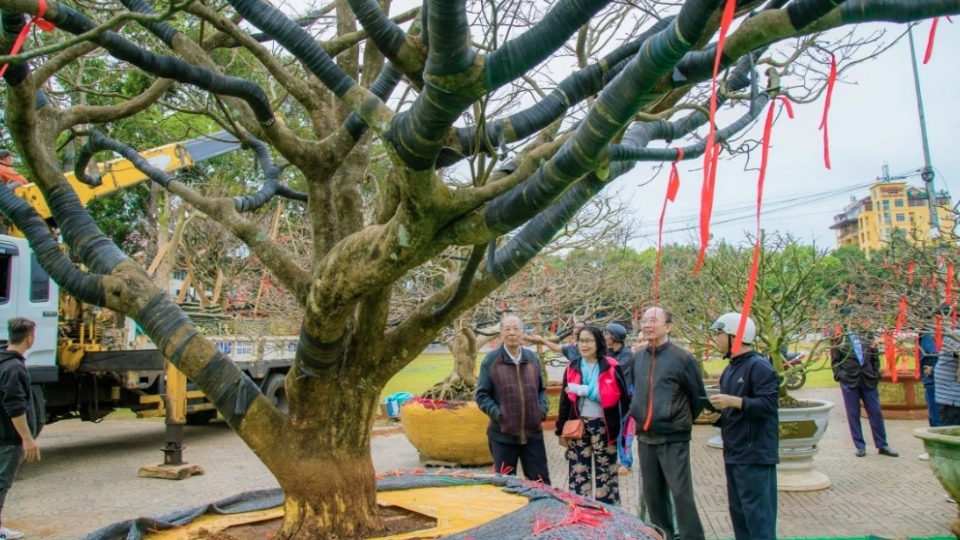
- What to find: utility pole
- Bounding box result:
[907,25,940,237]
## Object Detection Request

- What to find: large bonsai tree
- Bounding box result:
[0,0,956,537]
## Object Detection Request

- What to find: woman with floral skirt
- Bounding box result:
[555,325,630,504]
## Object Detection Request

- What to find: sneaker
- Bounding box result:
[617,466,631,475]
[920,452,930,461]
[0,526,24,539]
[946,494,956,504]
[855,448,866,457]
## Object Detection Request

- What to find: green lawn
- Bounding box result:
[702,353,839,389]
[380,353,458,402]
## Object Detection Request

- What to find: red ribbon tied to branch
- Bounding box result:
[0,0,55,80]
[695,0,738,274]
[733,97,794,354]
[924,16,954,65]
[818,54,837,170]
[654,149,683,307]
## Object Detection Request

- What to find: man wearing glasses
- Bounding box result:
[630,307,707,540]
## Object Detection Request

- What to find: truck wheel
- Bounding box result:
[185,410,218,425]
[263,374,289,414]
[31,392,44,436]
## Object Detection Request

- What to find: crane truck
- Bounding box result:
[0,132,295,433]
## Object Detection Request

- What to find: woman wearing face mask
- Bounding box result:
[555,325,630,504]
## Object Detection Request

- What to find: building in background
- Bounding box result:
[830,180,954,252]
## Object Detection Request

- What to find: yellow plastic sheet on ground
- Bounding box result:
[147,484,528,539]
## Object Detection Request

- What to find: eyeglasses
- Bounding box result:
[578,339,596,345]
[639,318,663,324]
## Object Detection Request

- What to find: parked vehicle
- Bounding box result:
[765,348,807,391]
[1,131,296,432]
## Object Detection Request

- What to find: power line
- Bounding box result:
[633,181,874,239]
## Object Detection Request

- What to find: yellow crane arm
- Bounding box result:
[8,130,239,237]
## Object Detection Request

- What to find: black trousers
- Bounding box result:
[638,440,705,540]
[489,438,552,485]
[939,403,960,426]
[725,463,777,540]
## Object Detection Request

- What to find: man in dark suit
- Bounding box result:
[830,309,898,458]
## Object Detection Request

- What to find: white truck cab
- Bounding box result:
[0,235,59,381]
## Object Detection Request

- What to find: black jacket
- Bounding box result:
[609,344,635,392]
[0,349,35,446]
[629,340,706,444]
[830,332,881,389]
[718,350,779,465]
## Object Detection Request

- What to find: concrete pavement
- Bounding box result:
[4,386,955,539]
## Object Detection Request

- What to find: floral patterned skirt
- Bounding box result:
[565,416,620,505]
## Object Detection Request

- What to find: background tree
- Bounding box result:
[0,0,955,537]
[669,233,845,399]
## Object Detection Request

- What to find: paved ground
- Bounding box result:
[5,386,955,539]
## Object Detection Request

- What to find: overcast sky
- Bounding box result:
[616,21,960,251]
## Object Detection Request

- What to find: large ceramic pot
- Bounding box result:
[400,399,493,466]
[778,399,834,491]
[914,426,960,538]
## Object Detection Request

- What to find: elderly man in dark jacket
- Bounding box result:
[630,307,707,540]
[830,311,897,458]
[476,315,551,484]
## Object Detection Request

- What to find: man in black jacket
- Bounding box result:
[476,315,551,484]
[709,313,779,540]
[0,317,39,540]
[830,310,897,458]
[630,307,706,540]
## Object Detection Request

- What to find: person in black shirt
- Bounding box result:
[0,317,39,540]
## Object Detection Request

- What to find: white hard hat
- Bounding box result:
[711,312,757,345]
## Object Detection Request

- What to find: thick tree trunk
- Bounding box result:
[275,374,385,539]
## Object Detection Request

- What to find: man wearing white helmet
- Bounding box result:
[708,312,779,540]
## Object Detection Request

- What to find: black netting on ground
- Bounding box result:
[83,472,661,540]
[81,489,284,540]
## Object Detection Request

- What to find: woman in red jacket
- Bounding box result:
[555,325,630,504]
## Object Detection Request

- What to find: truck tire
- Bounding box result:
[263,374,289,414]
[31,391,43,436]
[185,410,218,425]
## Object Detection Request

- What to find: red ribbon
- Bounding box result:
[908,260,916,285]
[733,97,793,354]
[655,149,683,306]
[937,315,944,350]
[695,0,737,274]
[895,295,907,336]
[818,54,837,169]
[924,16,954,65]
[0,0,55,79]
